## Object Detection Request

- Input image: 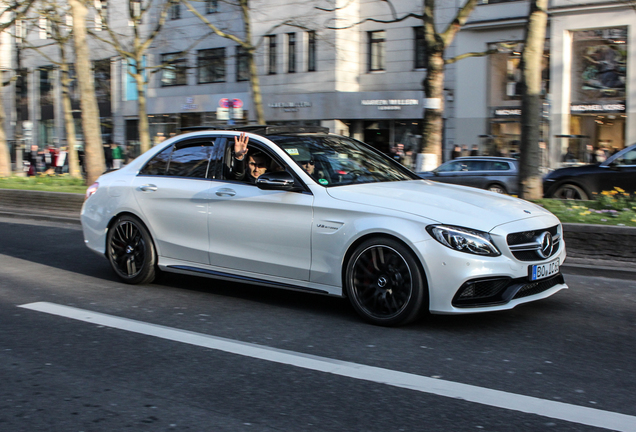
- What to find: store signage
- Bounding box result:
[361,99,419,111]
[182,97,197,110]
[494,108,522,117]
[268,101,312,112]
[570,102,625,113]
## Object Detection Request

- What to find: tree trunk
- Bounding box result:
[69,0,104,185]
[0,85,12,177]
[59,63,81,178]
[240,0,264,124]
[421,50,445,170]
[248,53,265,124]
[135,72,150,154]
[518,0,548,200]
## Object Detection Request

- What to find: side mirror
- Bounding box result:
[256,171,296,191]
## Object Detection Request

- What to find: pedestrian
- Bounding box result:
[461,145,469,157]
[470,145,479,156]
[55,147,67,174]
[451,145,461,160]
[111,143,123,169]
[104,142,113,170]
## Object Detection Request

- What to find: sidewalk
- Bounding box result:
[1,188,635,280]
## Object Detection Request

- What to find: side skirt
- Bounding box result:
[165,265,333,296]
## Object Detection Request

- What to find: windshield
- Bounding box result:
[269,135,419,187]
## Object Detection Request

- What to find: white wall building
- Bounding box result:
[2,0,632,169]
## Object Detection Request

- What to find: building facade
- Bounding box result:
[2,0,633,170]
[455,0,635,168]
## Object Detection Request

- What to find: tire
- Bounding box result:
[487,184,507,194]
[345,238,427,326]
[552,183,589,200]
[106,214,157,284]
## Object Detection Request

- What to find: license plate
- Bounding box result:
[529,258,560,281]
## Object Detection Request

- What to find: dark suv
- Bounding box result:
[417,156,519,195]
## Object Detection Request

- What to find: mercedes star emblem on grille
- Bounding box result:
[537,232,554,259]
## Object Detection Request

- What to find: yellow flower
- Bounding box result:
[615,187,625,193]
[579,211,591,216]
[601,191,611,196]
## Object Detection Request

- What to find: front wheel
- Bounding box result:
[552,183,589,200]
[106,214,157,284]
[345,238,427,326]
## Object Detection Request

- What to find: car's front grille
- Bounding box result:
[452,273,564,308]
[507,225,560,261]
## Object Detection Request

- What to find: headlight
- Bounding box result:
[426,225,501,257]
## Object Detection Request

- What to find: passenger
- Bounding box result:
[246,152,268,183]
[227,132,271,184]
[299,158,315,176]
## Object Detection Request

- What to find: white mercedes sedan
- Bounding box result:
[81,126,567,326]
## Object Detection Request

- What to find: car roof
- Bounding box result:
[451,156,517,162]
[178,125,330,136]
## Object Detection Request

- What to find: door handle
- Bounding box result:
[140,184,157,192]
[215,188,236,197]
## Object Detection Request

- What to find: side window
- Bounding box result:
[139,145,173,175]
[437,161,462,172]
[616,149,636,166]
[491,161,511,171]
[166,139,216,178]
[465,161,486,171]
[222,138,279,184]
[208,137,227,179]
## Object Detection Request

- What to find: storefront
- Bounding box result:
[566,27,628,162]
[264,91,424,169]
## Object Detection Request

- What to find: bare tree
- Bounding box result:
[69,0,105,184]
[90,0,208,155]
[17,1,83,178]
[318,0,482,170]
[182,0,301,125]
[0,0,36,177]
[517,0,548,200]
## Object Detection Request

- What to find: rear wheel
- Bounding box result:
[552,183,589,200]
[345,238,427,326]
[487,184,507,194]
[107,215,156,284]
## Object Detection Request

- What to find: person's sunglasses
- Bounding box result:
[300,160,315,166]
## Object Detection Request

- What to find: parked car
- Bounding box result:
[543,143,636,200]
[81,126,566,326]
[417,156,519,195]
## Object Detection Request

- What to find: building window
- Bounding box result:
[39,16,52,39]
[39,66,54,105]
[236,46,249,82]
[206,0,218,14]
[161,53,187,86]
[197,48,225,84]
[307,31,316,72]
[94,0,107,31]
[267,35,277,75]
[94,59,111,104]
[414,27,426,69]
[129,0,141,26]
[170,0,180,20]
[287,33,296,73]
[368,30,385,72]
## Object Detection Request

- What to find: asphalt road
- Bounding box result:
[1,217,635,432]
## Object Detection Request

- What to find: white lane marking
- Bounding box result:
[19,301,636,431]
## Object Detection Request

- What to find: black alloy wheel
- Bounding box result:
[552,183,589,200]
[107,215,156,284]
[345,238,427,326]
